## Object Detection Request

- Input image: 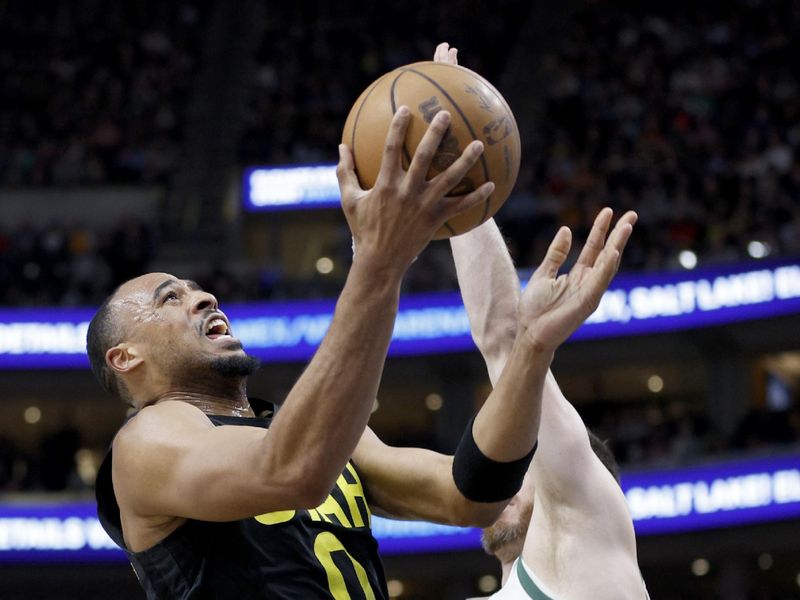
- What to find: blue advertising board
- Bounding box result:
[623,452,800,536]
[0,261,798,370]
[1,452,798,563]
[242,164,341,212]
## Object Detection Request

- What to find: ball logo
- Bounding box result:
[483,116,512,146]
[463,84,493,113]
[342,61,521,237]
[418,96,475,194]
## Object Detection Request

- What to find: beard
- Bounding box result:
[209,353,261,378]
[481,500,533,561]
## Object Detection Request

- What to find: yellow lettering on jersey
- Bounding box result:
[254,510,295,525]
[313,532,376,600]
[253,462,370,530]
[308,508,333,523]
[338,463,371,528]
[316,492,353,528]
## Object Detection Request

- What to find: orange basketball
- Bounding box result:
[342,61,521,239]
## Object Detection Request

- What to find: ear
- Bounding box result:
[106,344,145,375]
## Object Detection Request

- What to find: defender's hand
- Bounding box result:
[337,107,494,273]
[434,42,459,65]
[518,208,637,352]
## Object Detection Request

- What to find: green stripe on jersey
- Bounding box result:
[516,559,556,600]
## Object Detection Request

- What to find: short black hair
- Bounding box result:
[86,288,128,402]
[587,429,621,484]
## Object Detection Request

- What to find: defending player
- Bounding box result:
[454,212,648,600]
[434,46,647,594]
[439,41,649,600]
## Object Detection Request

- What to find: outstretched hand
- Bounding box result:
[518,208,637,353]
[337,107,494,273]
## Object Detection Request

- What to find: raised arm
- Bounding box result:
[456,207,638,506]
[112,108,495,525]
[451,219,520,385]
[350,45,631,528]
[354,209,634,527]
[436,40,519,385]
[436,42,635,506]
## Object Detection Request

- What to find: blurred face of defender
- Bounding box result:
[481,471,535,560]
[111,273,245,387]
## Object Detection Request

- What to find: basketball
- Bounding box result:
[342,61,521,239]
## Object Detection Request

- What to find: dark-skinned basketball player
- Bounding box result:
[438,40,650,600]
[90,67,634,599]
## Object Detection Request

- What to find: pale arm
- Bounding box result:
[352,220,550,527]
[353,326,552,526]
[451,219,520,386]
[453,209,638,506]
[354,210,634,526]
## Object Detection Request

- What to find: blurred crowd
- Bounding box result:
[500,0,800,273]
[241,0,800,283]
[0,219,154,306]
[586,398,800,469]
[0,0,205,186]
[0,425,88,493]
[238,1,528,165]
[2,0,799,305]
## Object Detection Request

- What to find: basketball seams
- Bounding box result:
[400,65,493,230]
[346,61,518,238]
[402,62,520,140]
[349,72,392,186]
[399,66,491,183]
[389,70,413,169]
[441,64,521,229]
[442,222,457,237]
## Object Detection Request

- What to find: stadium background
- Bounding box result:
[1,0,799,598]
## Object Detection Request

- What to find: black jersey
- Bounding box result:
[96,404,388,600]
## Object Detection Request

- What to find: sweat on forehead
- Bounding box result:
[111,273,202,304]
[107,274,183,327]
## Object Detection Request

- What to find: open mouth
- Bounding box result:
[205,317,231,340]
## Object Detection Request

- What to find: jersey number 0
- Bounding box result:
[314,531,376,599]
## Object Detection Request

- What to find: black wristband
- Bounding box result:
[452,416,537,503]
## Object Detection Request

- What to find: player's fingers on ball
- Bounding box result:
[434,42,448,61]
[576,207,613,267]
[427,138,483,197]
[449,47,458,65]
[534,227,572,281]
[336,144,362,193]
[434,181,493,223]
[377,106,411,184]
[406,111,453,185]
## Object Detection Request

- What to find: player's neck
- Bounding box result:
[499,558,514,586]
[179,393,254,417]
[151,386,254,417]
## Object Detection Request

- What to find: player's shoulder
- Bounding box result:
[114,401,213,456]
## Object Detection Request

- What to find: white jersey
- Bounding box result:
[469,557,650,600]
[468,558,557,600]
